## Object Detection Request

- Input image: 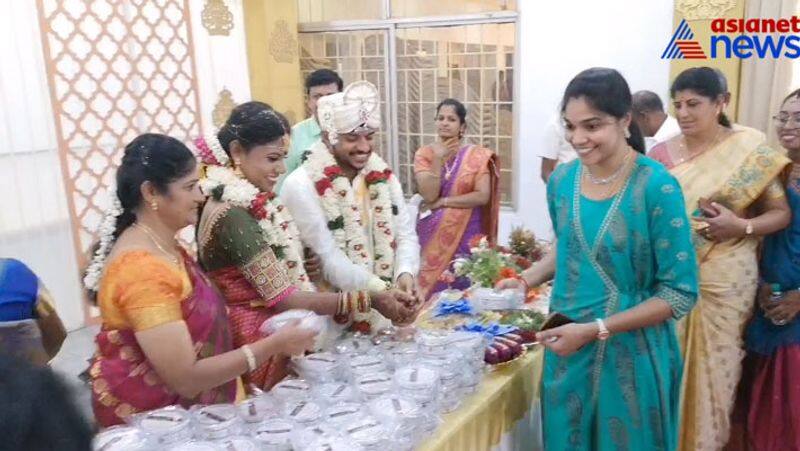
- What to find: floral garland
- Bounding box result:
[198,143,314,292]
[83,190,124,291]
[304,142,399,284]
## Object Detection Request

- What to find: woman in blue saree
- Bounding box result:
[500,68,698,450]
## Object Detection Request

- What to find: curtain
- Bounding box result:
[0,0,84,330]
[737,0,798,147]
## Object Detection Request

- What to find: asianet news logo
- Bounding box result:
[662,17,800,59]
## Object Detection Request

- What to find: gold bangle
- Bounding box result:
[241,344,257,373]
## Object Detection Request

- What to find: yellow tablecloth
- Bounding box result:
[418,347,543,451]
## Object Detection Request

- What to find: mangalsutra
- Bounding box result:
[134,223,179,264]
[443,155,458,181]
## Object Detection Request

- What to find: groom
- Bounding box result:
[281,81,421,319]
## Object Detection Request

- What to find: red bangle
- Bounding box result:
[516,277,529,293]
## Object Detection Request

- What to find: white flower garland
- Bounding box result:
[83,190,124,291]
[200,165,314,291]
[304,143,397,283]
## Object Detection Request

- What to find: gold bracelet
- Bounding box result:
[241,344,257,373]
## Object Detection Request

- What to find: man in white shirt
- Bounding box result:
[281,81,421,304]
[539,115,577,183]
[632,90,681,153]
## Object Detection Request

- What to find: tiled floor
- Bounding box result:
[50,325,99,423]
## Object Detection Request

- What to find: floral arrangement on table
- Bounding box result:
[508,226,546,264]
[448,235,526,288]
[437,227,549,298]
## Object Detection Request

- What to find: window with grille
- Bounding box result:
[297,1,517,204]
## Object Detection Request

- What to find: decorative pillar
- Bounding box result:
[242,0,304,124]
[669,0,745,120]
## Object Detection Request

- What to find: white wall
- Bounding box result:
[499,0,675,242]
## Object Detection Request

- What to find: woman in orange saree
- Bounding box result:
[649,67,791,451]
[414,99,500,303]
[86,134,316,427]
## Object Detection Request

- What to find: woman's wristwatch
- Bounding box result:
[595,318,610,341]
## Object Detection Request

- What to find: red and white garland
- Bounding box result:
[197,138,314,292]
[304,142,400,283]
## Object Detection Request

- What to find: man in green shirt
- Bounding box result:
[277,69,343,192]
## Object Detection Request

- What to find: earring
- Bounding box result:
[624,128,631,139]
[150,200,158,211]
[233,160,244,177]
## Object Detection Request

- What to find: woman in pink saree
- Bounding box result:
[415,99,500,302]
[86,134,316,427]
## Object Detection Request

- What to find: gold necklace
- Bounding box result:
[443,145,461,181]
[134,223,179,264]
[676,126,723,164]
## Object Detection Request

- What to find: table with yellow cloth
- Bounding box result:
[418,347,543,451]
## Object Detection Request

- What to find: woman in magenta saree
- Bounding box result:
[91,250,236,427]
[415,99,500,302]
[87,134,315,427]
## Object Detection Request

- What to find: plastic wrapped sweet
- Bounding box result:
[292,424,341,450]
[252,419,294,451]
[191,404,243,441]
[449,331,487,363]
[471,288,524,310]
[334,336,374,356]
[213,436,260,451]
[322,402,366,426]
[314,382,359,404]
[416,329,454,355]
[134,406,194,446]
[420,354,466,413]
[344,416,391,451]
[292,352,343,382]
[304,435,362,451]
[387,343,419,370]
[237,395,280,426]
[259,309,332,351]
[93,426,152,451]
[347,354,388,378]
[394,365,440,410]
[167,441,220,451]
[368,395,424,445]
[354,371,394,401]
[283,399,323,426]
[460,365,482,394]
[270,378,312,401]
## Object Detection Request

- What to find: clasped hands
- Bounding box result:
[691,199,748,242]
[372,273,423,326]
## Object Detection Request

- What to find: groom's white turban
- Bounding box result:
[317,80,381,145]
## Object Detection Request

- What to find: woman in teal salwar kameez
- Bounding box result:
[501,68,698,450]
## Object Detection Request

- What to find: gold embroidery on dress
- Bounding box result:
[242,248,292,302]
[198,200,233,251]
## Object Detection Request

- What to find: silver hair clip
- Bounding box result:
[139,145,150,167]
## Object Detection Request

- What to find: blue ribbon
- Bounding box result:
[457,321,517,338]
[434,299,474,317]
